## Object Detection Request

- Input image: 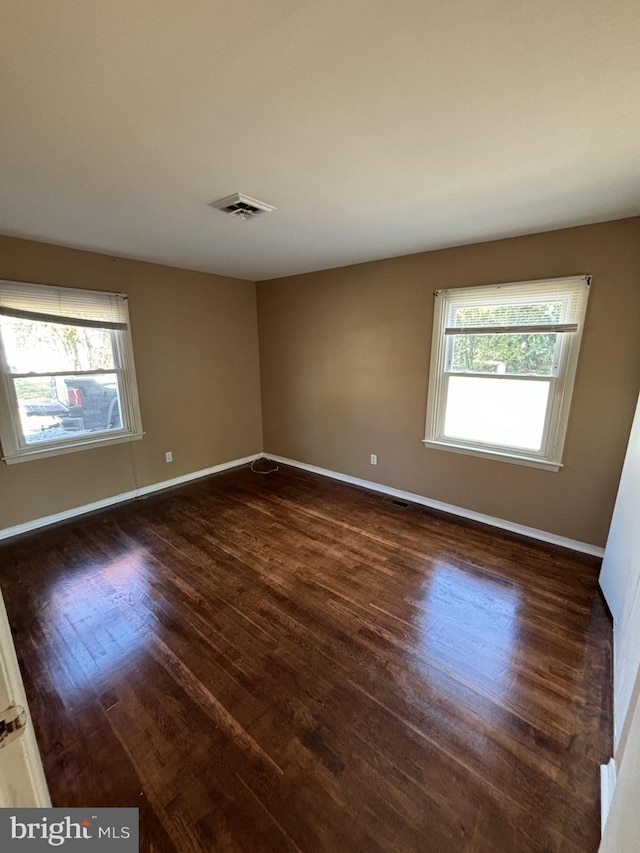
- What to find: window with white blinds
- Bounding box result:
[423,276,591,470]
[0,280,143,463]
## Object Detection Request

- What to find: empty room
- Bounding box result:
[1,2,639,851]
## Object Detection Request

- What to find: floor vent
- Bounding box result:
[383,497,410,508]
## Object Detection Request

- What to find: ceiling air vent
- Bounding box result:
[208,193,276,221]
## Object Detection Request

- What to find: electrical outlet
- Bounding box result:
[165,451,173,463]
[370,454,377,465]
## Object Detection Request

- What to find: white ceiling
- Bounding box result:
[1,0,639,281]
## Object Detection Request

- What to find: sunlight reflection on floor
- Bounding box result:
[41,550,150,699]
[414,560,520,700]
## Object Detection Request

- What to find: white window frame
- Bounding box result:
[0,280,144,464]
[423,275,591,471]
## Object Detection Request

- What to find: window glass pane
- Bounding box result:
[450,332,557,375]
[0,316,115,374]
[452,301,562,328]
[443,377,550,451]
[14,373,122,445]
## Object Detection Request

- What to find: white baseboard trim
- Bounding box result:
[1,449,604,557]
[600,757,616,833]
[265,453,605,558]
[0,453,262,542]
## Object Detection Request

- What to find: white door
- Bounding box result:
[599,392,640,743]
[0,589,50,807]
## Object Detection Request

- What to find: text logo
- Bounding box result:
[0,808,138,851]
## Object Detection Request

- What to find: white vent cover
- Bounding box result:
[208,193,276,221]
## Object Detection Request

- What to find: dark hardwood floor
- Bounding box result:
[0,463,611,852]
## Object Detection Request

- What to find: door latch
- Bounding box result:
[0,705,27,749]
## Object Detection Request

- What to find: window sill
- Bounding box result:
[2,431,144,465]
[422,439,562,471]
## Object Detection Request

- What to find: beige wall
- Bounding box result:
[3,219,639,546]
[0,236,263,530]
[257,218,640,547]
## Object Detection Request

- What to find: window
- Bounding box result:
[0,280,143,464]
[423,276,590,470]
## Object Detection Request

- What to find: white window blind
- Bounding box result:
[441,278,589,338]
[0,281,128,328]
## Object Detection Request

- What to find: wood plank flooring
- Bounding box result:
[0,463,612,852]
